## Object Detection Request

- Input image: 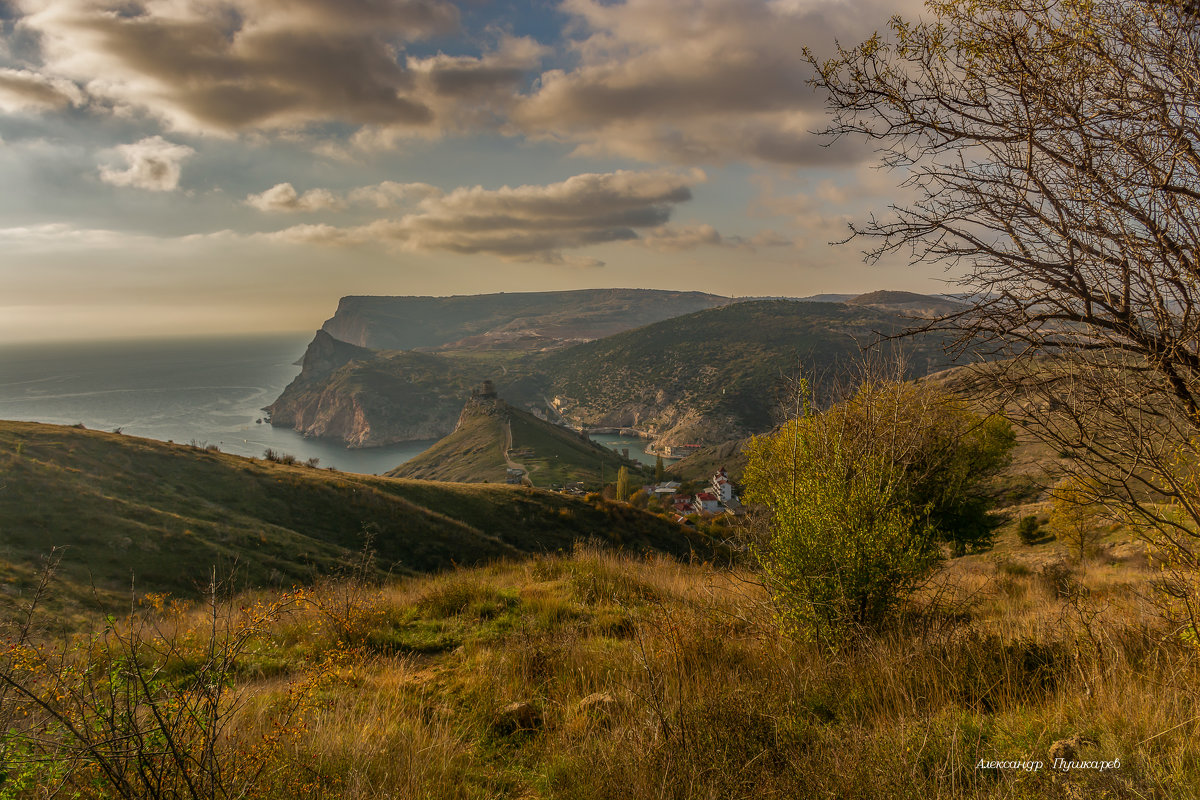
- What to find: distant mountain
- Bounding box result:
[0,420,701,618]
[795,293,858,303]
[847,290,968,317]
[321,289,730,352]
[267,293,978,452]
[388,389,640,488]
[530,299,966,448]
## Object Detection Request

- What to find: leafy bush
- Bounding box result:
[743,379,1015,642]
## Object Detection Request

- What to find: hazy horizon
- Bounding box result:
[0,0,937,343]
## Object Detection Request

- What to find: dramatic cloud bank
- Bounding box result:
[12,0,539,136]
[99,136,195,191]
[245,180,443,213]
[266,169,709,264]
[509,0,898,164]
[5,0,908,164]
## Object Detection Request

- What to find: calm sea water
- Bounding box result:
[0,334,436,475]
[588,432,676,467]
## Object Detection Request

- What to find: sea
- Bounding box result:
[0,333,669,474]
[588,432,671,467]
[0,333,435,475]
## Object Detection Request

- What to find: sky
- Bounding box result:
[0,0,941,342]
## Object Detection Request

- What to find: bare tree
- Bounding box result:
[808,0,1200,630]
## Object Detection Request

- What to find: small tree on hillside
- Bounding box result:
[615,466,632,502]
[808,0,1200,637]
[1050,477,1105,566]
[654,455,665,484]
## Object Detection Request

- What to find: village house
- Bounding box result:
[693,491,721,515]
[710,468,735,504]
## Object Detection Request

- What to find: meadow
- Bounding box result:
[2,523,1192,799]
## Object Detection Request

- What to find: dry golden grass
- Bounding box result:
[5,540,1198,799]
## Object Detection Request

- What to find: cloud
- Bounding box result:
[743,229,794,248]
[346,180,442,209]
[639,223,796,252]
[640,223,722,252]
[509,0,904,165]
[264,168,707,263]
[98,135,195,191]
[245,182,344,213]
[245,179,442,213]
[0,68,84,112]
[11,0,541,137]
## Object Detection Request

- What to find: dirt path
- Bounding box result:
[503,420,535,486]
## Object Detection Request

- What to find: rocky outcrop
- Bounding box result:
[295,329,375,378]
[265,331,478,447]
[267,384,458,447]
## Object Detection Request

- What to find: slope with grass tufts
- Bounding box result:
[0,421,703,620]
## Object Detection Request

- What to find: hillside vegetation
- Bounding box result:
[388,395,641,488]
[0,421,703,621]
[534,300,965,446]
[5,539,1194,799]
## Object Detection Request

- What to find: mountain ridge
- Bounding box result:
[321,289,730,351]
[267,292,972,454]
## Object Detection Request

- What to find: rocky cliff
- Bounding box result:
[265,331,492,446]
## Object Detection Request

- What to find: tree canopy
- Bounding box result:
[809,0,1200,626]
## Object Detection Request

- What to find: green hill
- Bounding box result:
[666,437,751,483]
[387,393,642,488]
[0,421,701,620]
[533,299,965,446]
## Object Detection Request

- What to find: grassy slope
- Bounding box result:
[0,421,704,616]
[388,399,643,488]
[666,437,751,483]
[385,405,510,484]
[11,538,1194,799]
[506,407,642,487]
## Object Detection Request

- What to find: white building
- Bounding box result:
[710,467,735,504]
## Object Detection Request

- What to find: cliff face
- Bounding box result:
[294,329,375,377]
[267,381,459,447]
[265,331,487,447]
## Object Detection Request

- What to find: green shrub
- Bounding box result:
[1017,515,1041,545]
[743,379,1014,642]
